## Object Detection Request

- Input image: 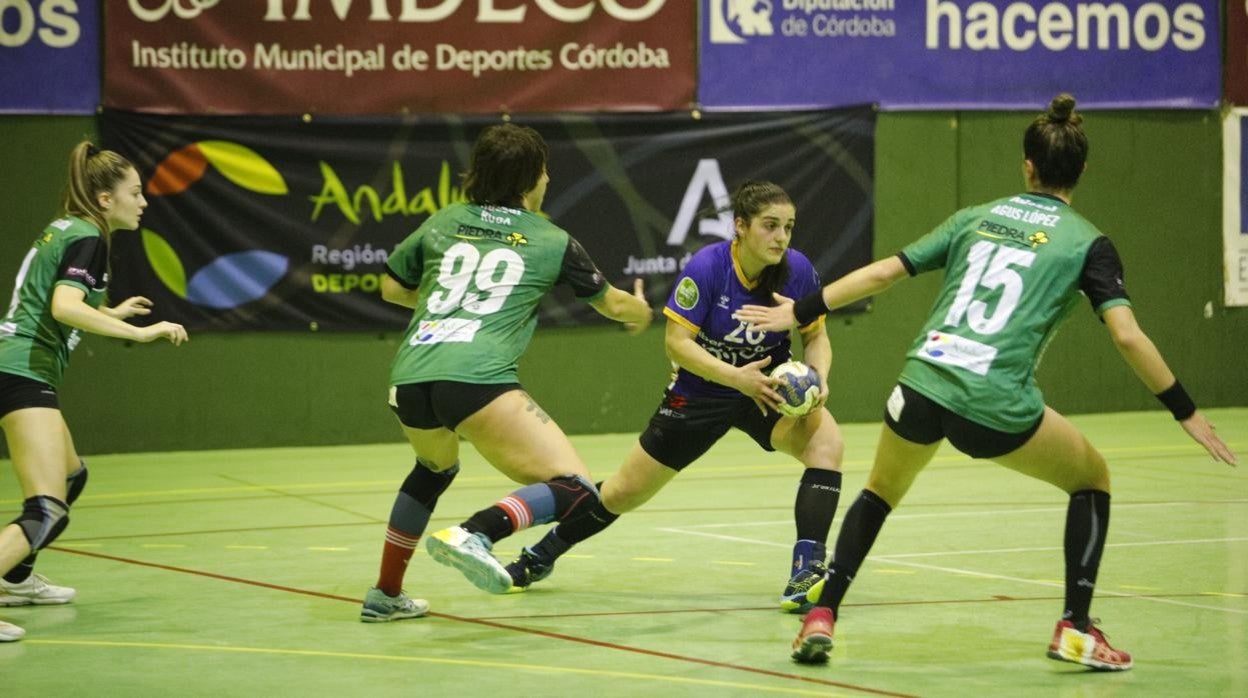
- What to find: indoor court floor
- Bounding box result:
[1,408,1244,697]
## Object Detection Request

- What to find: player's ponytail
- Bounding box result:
[63,140,135,236]
[1023,93,1088,191]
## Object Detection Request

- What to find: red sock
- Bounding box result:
[376,527,420,596]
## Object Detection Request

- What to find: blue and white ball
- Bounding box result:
[771,360,822,418]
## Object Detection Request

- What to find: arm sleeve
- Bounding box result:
[1080,236,1132,315]
[55,237,109,292]
[385,228,426,289]
[557,236,608,301]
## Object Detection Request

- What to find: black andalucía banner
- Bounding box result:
[101,109,874,331]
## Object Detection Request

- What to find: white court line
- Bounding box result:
[879,537,1248,559]
[676,501,1203,530]
[656,527,1248,616]
[874,557,1248,615]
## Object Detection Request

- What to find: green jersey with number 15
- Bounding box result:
[386,203,608,386]
[897,193,1132,432]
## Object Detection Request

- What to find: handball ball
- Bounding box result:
[772,360,821,418]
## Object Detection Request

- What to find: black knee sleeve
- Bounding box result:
[549,474,600,521]
[402,459,459,509]
[66,461,88,505]
[12,495,69,551]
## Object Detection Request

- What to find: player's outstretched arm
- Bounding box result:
[51,285,187,345]
[736,256,909,331]
[1102,305,1237,465]
[590,278,653,335]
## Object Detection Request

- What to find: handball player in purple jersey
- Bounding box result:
[503,181,845,612]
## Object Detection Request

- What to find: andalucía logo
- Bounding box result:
[143,141,290,310]
[710,0,775,44]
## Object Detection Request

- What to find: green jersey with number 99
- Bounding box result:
[897,193,1132,432]
[386,203,608,386]
[0,216,110,388]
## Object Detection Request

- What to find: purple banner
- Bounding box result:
[0,0,100,113]
[700,0,1219,110]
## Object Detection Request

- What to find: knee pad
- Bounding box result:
[12,495,69,552]
[66,461,89,505]
[549,474,600,522]
[402,459,459,509]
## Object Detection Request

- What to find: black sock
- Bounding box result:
[816,489,892,617]
[532,500,619,564]
[794,468,842,547]
[1062,489,1110,630]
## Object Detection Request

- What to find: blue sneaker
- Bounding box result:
[780,561,827,613]
[360,587,429,623]
[426,526,513,594]
[504,547,555,592]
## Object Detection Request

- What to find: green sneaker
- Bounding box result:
[426,526,513,594]
[360,587,429,623]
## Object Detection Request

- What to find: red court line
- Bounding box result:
[50,546,916,698]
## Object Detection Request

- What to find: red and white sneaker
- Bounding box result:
[791,606,835,664]
[1047,619,1133,671]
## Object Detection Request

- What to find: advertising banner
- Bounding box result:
[102,0,694,115]
[1228,1,1248,105]
[0,0,99,113]
[1225,109,1248,307]
[700,0,1220,110]
[100,108,875,331]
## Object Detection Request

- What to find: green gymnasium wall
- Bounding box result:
[0,111,1243,456]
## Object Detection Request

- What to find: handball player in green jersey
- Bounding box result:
[360,124,652,622]
[502,181,845,613]
[737,95,1236,670]
[0,142,188,642]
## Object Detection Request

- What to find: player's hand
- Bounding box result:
[813,373,829,412]
[1180,412,1237,466]
[735,292,798,332]
[733,356,783,415]
[137,321,189,346]
[109,296,153,320]
[623,278,652,336]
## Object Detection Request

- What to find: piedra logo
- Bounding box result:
[142,141,290,310]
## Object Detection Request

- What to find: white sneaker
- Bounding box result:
[425,526,513,594]
[0,573,77,606]
[360,587,430,623]
[0,619,25,642]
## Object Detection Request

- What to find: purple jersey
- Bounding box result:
[663,240,823,399]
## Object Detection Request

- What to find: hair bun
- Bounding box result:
[1048,94,1077,123]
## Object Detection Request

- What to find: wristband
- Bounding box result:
[1155,381,1196,421]
[792,291,830,327]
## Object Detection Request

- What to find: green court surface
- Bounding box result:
[1,409,1244,697]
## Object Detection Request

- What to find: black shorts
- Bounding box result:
[0,371,59,420]
[884,383,1042,459]
[389,381,522,431]
[638,391,781,471]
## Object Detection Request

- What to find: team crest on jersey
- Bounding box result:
[675,277,700,310]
